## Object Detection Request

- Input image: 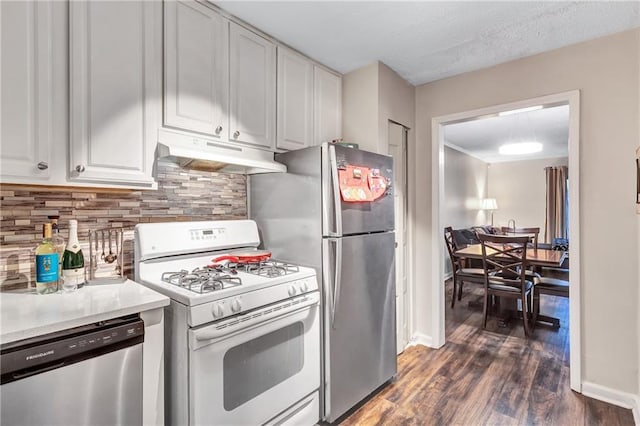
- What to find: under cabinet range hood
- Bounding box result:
[157,129,286,174]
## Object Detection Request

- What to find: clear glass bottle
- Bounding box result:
[35,223,59,294]
[62,220,85,292]
[48,216,66,291]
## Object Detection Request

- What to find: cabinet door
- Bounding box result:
[164,0,228,138]
[276,47,313,151]
[313,67,342,145]
[0,1,53,181]
[70,1,161,186]
[229,23,276,149]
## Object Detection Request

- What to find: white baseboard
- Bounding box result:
[581,381,639,424]
[407,332,433,348]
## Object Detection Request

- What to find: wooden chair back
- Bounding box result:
[444,226,461,271]
[500,226,540,248]
[478,233,536,336]
[477,234,531,287]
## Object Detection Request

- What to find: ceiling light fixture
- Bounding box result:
[499,142,543,155]
[498,105,543,116]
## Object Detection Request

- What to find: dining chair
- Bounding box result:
[533,276,569,328]
[500,226,543,277]
[478,233,536,337]
[444,227,485,308]
[500,226,540,248]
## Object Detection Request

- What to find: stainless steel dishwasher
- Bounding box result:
[1,314,144,426]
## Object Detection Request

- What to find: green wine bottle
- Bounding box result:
[35,223,59,294]
[62,220,85,290]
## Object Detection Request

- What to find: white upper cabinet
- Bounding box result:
[313,66,342,145]
[276,46,314,151]
[164,0,228,138]
[229,23,276,150]
[0,1,53,182]
[69,1,161,187]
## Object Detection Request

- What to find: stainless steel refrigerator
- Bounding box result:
[249,143,396,423]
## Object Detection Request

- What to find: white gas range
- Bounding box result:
[134,220,320,426]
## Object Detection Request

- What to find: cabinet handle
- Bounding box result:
[75,165,85,173]
[233,131,240,139]
[215,126,223,135]
[37,161,48,170]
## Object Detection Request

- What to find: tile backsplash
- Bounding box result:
[0,159,247,290]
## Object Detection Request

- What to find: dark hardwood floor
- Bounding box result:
[340,274,634,425]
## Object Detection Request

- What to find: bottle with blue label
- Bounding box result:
[35,223,59,294]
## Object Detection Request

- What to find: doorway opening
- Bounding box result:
[430,91,581,391]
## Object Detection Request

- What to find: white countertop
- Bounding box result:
[0,280,170,345]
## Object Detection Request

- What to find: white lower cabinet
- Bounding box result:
[0,1,54,182]
[276,46,314,151]
[69,0,161,187]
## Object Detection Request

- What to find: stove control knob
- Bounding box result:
[231,299,242,313]
[212,303,224,318]
[300,281,309,292]
[288,285,297,297]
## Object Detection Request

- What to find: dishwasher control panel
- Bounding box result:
[1,315,144,384]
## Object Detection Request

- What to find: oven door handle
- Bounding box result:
[192,293,319,344]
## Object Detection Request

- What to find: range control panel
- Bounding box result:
[190,227,226,241]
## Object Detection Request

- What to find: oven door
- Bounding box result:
[188,293,320,425]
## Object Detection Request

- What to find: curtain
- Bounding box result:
[544,166,568,244]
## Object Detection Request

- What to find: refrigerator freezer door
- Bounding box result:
[324,145,395,236]
[249,147,323,270]
[323,231,397,422]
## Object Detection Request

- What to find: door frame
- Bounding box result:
[388,121,410,352]
[430,90,581,391]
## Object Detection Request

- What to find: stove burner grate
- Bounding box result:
[161,267,242,293]
[219,259,300,278]
[244,260,300,278]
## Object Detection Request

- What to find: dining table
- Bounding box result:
[455,244,567,268]
[454,244,568,328]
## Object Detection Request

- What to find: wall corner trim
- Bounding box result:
[581,381,639,423]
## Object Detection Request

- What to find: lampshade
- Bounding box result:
[481,198,498,210]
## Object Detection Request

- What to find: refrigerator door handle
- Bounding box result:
[330,238,343,329]
[328,145,343,237]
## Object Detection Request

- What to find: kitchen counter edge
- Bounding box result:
[0,280,170,345]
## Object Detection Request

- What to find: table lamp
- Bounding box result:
[481,198,498,226]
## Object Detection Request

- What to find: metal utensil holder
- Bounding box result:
[88,228,126,284]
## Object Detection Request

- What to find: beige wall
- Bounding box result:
[343,62,415,154]
[443,146,489,275]
[342,62,379,152]
[444,146,489,229]
[414,29,639,393]
[488,157,568,238]
[378,62,415,154]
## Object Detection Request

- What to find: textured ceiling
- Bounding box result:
[444,105,569,163]
[215,1,640,85]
